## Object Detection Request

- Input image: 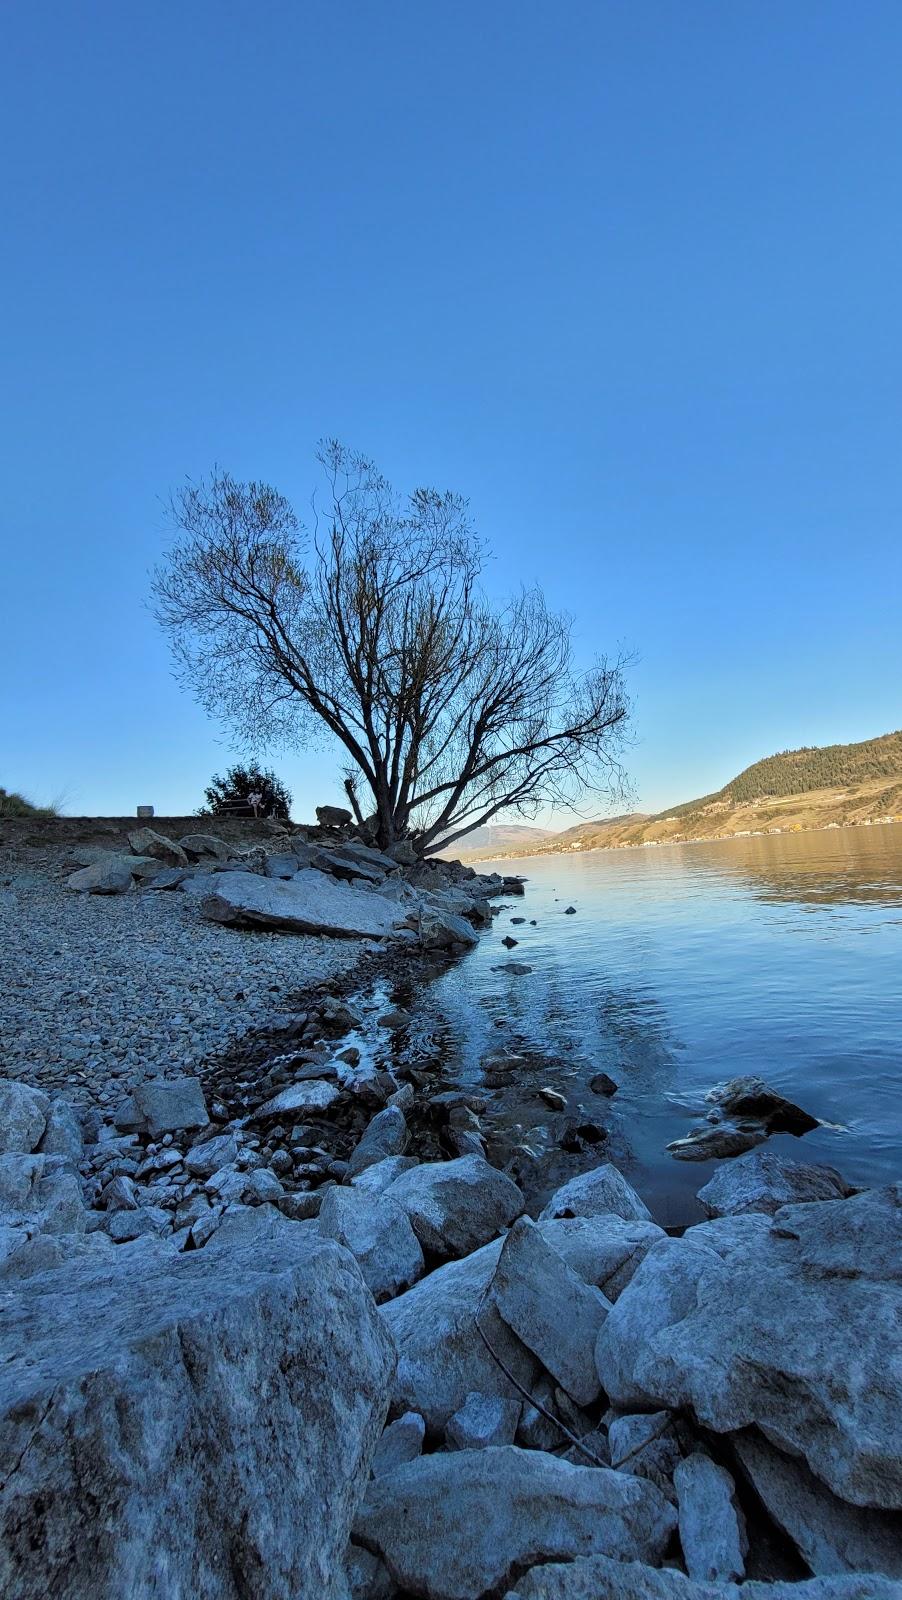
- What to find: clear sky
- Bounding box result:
[2,2,900,823]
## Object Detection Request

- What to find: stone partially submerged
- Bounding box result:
[353,1446,676,1600]
[199,868,407,938]
[595,1184,902,1509]
[0,1213,396,1599]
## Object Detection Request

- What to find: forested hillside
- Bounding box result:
[671,730,902,817]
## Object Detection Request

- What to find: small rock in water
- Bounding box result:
[538,1087,567,1111]
[667,1126,765,1162]
[589,1072,618,1096]
[564,905,577,915]
[491,962,532,976]
[377,1008,411,1030]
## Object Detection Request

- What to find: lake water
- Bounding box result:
[399,825,902,1227]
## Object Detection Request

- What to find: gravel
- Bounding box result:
[0,850,364,1111]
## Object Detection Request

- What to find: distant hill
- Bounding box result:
[437,822,554,862]
[668,730,902,817]
[452,732,902,859]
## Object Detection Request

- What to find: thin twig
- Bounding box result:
[473,1287,607,1468]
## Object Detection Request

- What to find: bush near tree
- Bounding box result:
[202,764,292,820]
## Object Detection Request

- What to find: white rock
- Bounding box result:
[243,1168,284,1204]
[697,1149,853,1217]
[0,1153,86,1236]
[0,1080,49,1154]
[674,1452,747,1582]
[595,1186,902,1509]
[66,860,134,894]
[257,1079,340,1117]
[489,1217,610,1406]
[200,868,406,939]
[732,1430,902,1578]
[371,1411,426,1477]
[446,1392,521,1450]
[419,909,479,950]
[353,1447,676,1599]
[539,1163,653,1224]
[0,1213,396,1599]
[317,1187,425,1301]
[383,1154,524,1258]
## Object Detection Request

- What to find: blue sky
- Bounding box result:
[2,2,900,823]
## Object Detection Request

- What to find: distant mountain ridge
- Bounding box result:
[455,731,902,859]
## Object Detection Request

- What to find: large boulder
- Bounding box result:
[0,1213,396,1599]
[381,1233,537,1433]
[489,1217,610,1406]
[316,805,353,827]
[37,1100,83,1164]
[595,1186,902,1509]
[731,1430,902,1578]
[539,1163,653,1224]
[697,1150,854,1218]
[199,869,406,938]
[504,1556,901,1599]
[316,1187,425,1301]
[127,828,189,868]
[353,1447,676,1600]
[0,1081,49,1155]
[383,1155,524,1259]
[382,1215,662,1433]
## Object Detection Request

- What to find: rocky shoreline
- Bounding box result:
[0,818,899,1597]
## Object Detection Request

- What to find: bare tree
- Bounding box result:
[153,442,630,855]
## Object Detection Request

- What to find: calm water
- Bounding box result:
[399,826,902,1227]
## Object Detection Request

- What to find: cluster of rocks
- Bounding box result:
[667,1076,823,1163]
[65,820,526,951]
[1,1061,898,1598]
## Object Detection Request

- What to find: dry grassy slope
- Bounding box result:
[461,731,902,858]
